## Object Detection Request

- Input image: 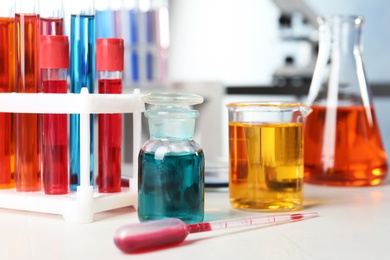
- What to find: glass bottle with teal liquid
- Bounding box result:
[138,93,205,224]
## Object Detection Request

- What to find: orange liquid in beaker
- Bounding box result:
[304,105,388,186]
[229,122,304,211]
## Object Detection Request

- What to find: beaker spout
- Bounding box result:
[299,104,312,118]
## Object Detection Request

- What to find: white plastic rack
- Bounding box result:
[0,88,144,224]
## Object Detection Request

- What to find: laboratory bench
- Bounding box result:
[1,178,390,260]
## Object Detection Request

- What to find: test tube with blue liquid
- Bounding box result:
[123,0,140,83]
[123,0,169,85]
[69,0,95,190]
[95,0,115,39]
[142,0,169,84]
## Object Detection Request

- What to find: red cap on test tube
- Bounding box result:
[96,38,124,71]
[40,35,69,69]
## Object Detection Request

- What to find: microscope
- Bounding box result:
[272,0,319,87]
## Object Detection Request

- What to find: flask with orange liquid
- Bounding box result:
[304,15,388,186]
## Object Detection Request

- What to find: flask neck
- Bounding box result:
[320,15,363,56]
[307,15,370,107]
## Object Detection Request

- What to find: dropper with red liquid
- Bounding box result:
[114,212,319,253]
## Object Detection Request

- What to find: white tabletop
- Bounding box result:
[1,180,390,260]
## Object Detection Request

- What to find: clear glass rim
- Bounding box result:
[143,92,204,106]
[226,101,306,108]
[318,15,363,25]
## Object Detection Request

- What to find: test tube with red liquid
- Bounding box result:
[0,0,16,189]
[96,38,124,193]
[15,0,41,191]
[40,35,69,194]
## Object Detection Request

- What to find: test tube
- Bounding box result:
[40,0,65,35]
[139,0,169,85]
[0,0,16,189]
[155,1,169,84]
[96,38,124,193]
[95,0,115,38]
[40,35,69,194]
[111,0,124,38]
[15,0,41,192]
[123,0,139,84]
[69,0,95,191]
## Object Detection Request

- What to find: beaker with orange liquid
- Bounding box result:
[227,102,311,211]
[305,15,388,186]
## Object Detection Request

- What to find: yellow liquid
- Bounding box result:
[229,122,304,211]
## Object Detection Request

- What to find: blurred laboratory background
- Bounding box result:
[170,0,390,168]
[63,0,390,181]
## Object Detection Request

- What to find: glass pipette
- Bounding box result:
[114,212,318,253]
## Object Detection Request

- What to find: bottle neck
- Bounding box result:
[146,109,198,140]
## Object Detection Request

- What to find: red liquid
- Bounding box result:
[40,17,65,193]
[304,105,388,186]
[0,17,16,188]
[40,16,65,193]
[15,14,41,191]
[187,222,212,233]
[40,17,64,35]
[97,79,122,193]
[42,80,68,194]
[114,223,189,253]
[0,112,13,188]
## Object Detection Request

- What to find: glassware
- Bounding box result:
[226,101,311,211]
[138,93,205,224]
[15,0,41,191]
[40,0,65,35]
[304,15,388,186]
[40,35,69,194]
[96,38,124,193]
[123,0,169,85]
[69,0,96,191]
[0,0,15,189]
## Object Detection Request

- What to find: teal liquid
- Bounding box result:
[69,14,95,190]
[138,150,205,224]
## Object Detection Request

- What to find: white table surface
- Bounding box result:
[1,179,390,260]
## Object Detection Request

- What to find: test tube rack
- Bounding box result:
[0,88,144,224]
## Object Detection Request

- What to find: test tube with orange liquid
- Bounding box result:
[0,0,16,189]
[15,0,41,191]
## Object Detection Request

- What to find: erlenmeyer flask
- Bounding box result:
[304,15,388,186]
